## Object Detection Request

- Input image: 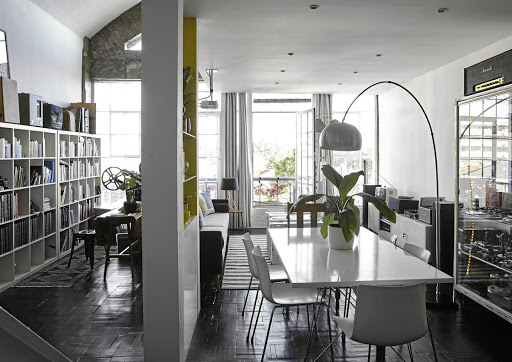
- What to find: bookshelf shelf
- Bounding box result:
[0,123,101,292]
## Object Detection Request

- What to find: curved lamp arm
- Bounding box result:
[339,81,442,290]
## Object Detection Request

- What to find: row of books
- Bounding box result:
[0,138,12,158]
[60,231,70,253]
[59,140,78,158]
[29,140,44,158]
[59,160,69,181]
[60,206,76,228]
[79,200,94,221]
[13,136,23,158]
[31,215,40,241]
[70,160,79,179]
[86,139,99,157]
[0,224,13,255]
[78,137,86,157]
[44,210,54,235]
[43,197,51,211]
[0,193,13,223]
[60,185,78,205]
[14,219,29,249]
[87,160,101,177]
[14,166,26,188]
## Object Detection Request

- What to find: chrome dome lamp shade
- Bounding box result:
[319,120,362,151]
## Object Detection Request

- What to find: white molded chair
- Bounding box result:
[403,243,431,263]
[314,282,438,362]
[241,233,288,341]
[252,246,331,362]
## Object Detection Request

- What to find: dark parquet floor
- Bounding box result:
[0,247,143,362]
[189,229,512,362]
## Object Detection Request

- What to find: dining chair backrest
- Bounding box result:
[286,202,326,228]
[242,233,259,279]
[395,236,406,249]
[252,246,276,304]
[351,282,428,346]
[403,243,431,263]
[378,230,398,245]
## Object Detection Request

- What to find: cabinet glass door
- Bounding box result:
[457,87,512,320]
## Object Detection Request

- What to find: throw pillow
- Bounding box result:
[201,192,216,215]
[198,193,208,211]
[201,192,215,209]
[198,207,203,227]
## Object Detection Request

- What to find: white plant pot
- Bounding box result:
[328,224,354,250]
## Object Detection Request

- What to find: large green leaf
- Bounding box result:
[338,171,364,200]
[356,192,396,223]
[346,201,361,236]
[321,213,336,238]
[287,194,324,215]
[321,165,343,190]
[338,209,356,242]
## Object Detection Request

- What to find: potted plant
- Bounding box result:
[183,66,195,132]
[288,165,396,249]
[183,195,193,212]
[120,169,141,213]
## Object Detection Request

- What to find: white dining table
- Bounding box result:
[268,226,453,362]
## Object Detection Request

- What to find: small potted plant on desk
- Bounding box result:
[288,165,396,249]
[120,169,141,213]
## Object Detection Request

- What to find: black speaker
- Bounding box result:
[426,202,454,275]
[362,184,380,228]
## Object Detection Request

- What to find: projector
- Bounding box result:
[200,100,218,109]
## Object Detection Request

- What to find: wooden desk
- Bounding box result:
[229,209,245,232]
[96,209,142,278]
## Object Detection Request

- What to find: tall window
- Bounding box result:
[252,94,312,206]
[94,81,141,204]
[332,94,376,198]
[197,81,221,198]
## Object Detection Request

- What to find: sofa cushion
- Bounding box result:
[202,212,229,228]
[198,207,203,227]
[201,192,214,209]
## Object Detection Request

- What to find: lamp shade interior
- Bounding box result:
[319,120,362,151]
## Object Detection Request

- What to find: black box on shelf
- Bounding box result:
[388,196,419,214]
[43,103,63,130]
[18,93,43,127]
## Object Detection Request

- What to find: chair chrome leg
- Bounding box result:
[312,332,343,362]
[407,343,414,361]
[297,305,299,314]
[326,302,333,361]
[247,286,259,341]
[251,296,264,342]
[427,318,438,362]
[367,345,371,362]
[242,276,253,316]
[306,305,310,332]
[261,306,276,362]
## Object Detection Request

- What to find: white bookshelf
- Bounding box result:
[57,131,101,257]
[0,123,101,292]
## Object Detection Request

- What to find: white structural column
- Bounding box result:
[142,0,185,361]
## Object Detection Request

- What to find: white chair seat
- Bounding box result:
[333,316,354,339]
[270,284,319,305]
[268,264,288,282]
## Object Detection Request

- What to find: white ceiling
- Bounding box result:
[29,0,512,94]
[30,0,140,37]
[185,0,512,94]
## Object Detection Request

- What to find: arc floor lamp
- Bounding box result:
[319,80,454,306]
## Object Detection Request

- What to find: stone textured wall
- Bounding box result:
[89,3,141,80]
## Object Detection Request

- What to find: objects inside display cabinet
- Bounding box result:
[457,86,512,317]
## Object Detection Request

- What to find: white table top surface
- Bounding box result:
[268,227,453,288]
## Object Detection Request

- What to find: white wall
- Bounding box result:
[379,35,512,201]
[141,0,187,361]
[0,0,82,106]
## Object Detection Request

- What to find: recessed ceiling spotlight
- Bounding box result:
[280,70,286,72]
[288,52,294,56]
[275,82,280,85]
[437,7,448,13]
[353,71,358,74]
[338,83,342,85]
[376,54,383,57]
[309,4,319,10]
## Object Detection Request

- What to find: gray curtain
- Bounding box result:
[238,93,252,227]
[220,93,252,228]
[313,94,334,196]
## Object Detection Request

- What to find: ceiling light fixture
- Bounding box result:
[275,82,280,85]
[437,8,448,13]
[309,4,319,10]
[280,70,286,72]
[376,54,383,57]
[288,52,294,56]
[353,71,358,74]
[338,83,342,85]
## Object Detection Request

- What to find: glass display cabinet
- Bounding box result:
[456,84,512,322]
